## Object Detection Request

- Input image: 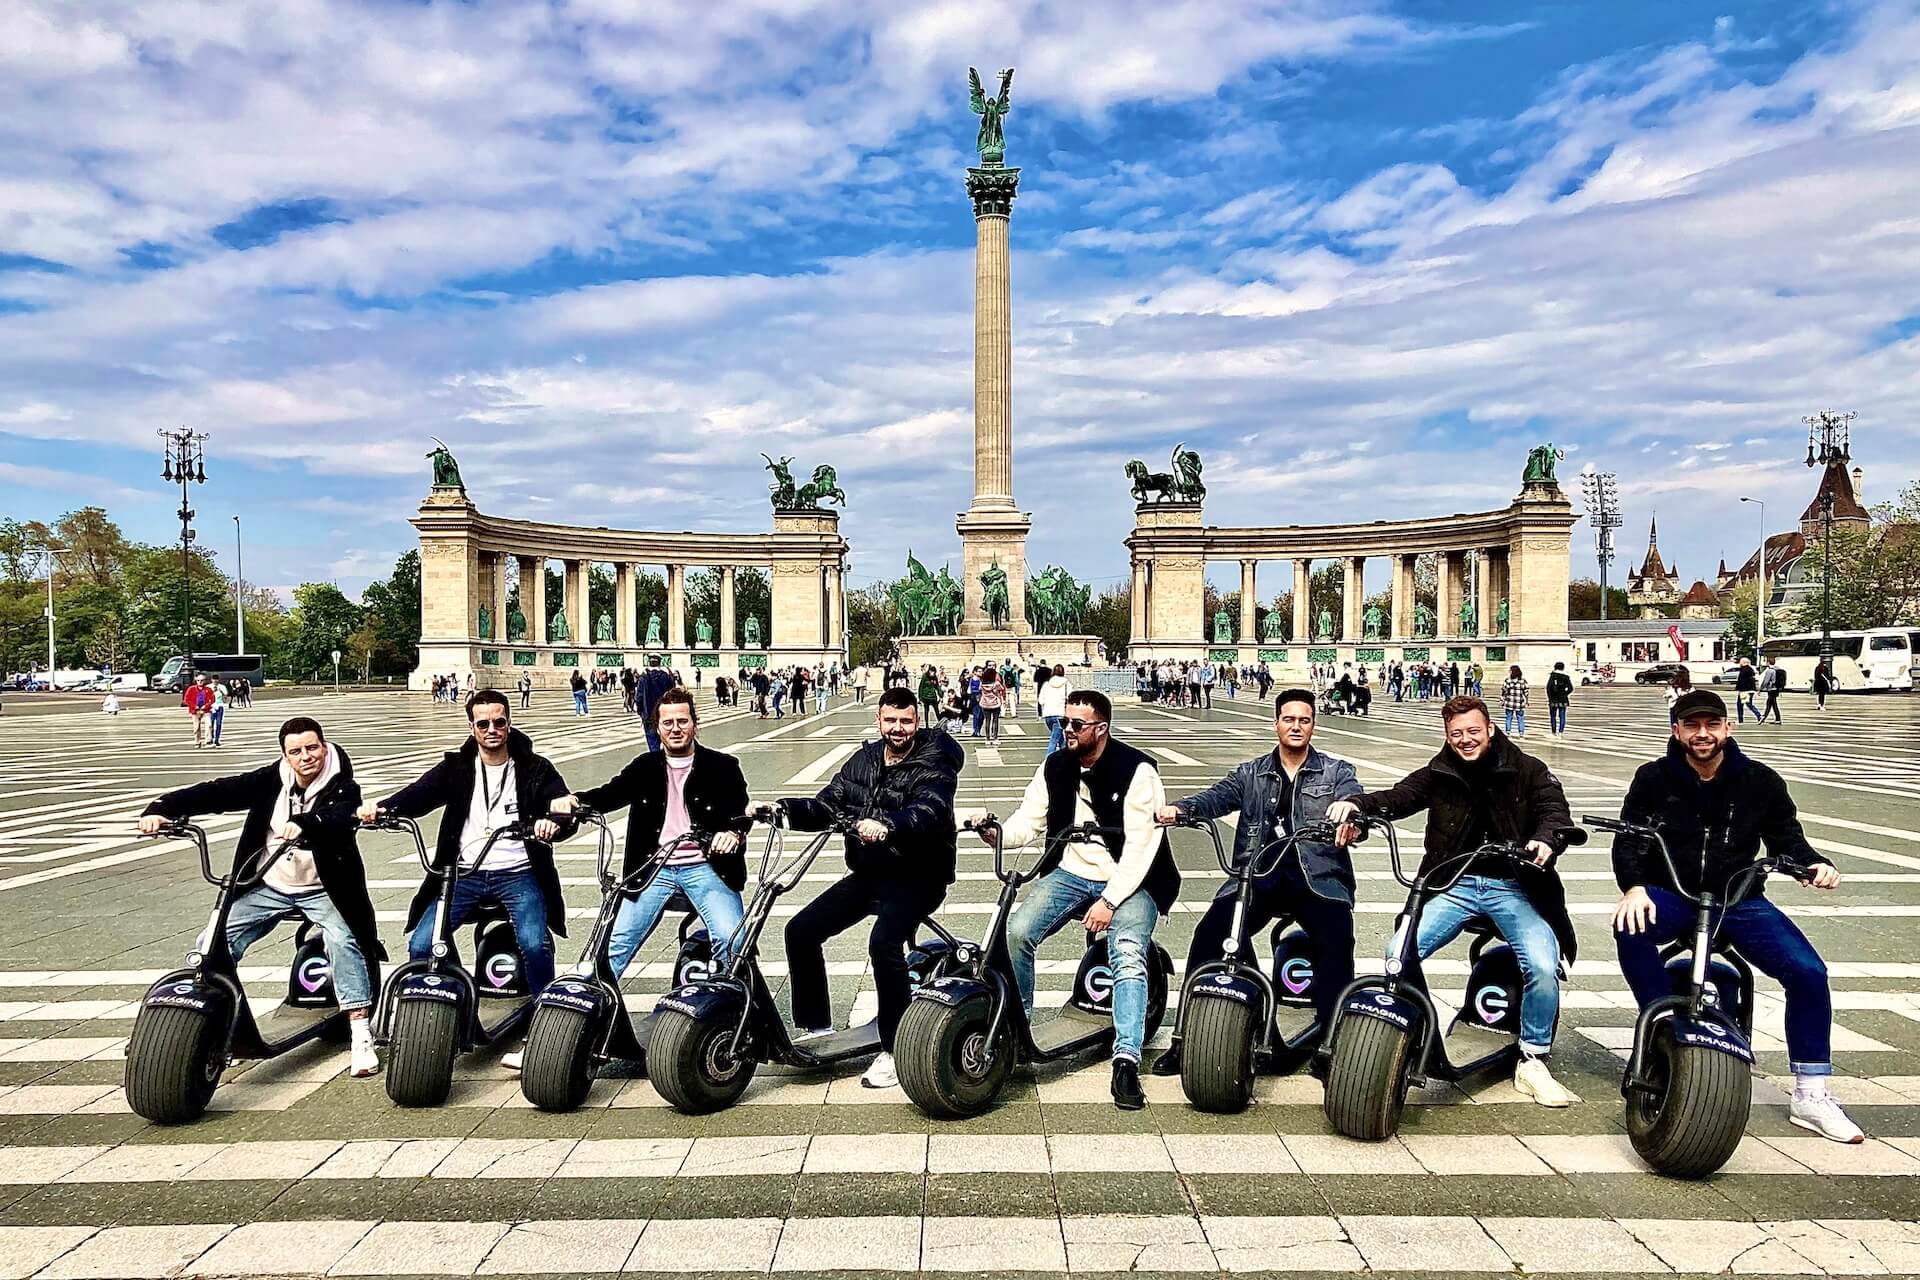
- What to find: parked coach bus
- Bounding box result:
[1758,629,1917,692]
[155,653,265,693]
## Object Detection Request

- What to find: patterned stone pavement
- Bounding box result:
[2,681,1919,1277]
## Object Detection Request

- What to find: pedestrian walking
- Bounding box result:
[1734,658,1759,722]
[183,673,214,748]
[1546,661,1573,735]
[1501,665,1529,737]
[978,667,1005,744]
[209,678,228,746]
[1761,657,1785,724]
[1813,660,1832,710]
[517,672,532,710]
[570,669,589,717]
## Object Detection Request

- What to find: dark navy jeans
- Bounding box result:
[1614,886,1832,1073]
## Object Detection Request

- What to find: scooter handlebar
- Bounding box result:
[360,813,432,873]
[143,820,216,886]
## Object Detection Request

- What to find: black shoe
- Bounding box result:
[1111,1059,1146,1110]
[1149,1041,1183,1077]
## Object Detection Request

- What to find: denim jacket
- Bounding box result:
[1174,747,1364,904]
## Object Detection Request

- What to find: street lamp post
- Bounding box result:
[39,545,66,688]
[1579,470,1621,620]
[158,428,209,661]
[331,648,342,696]
[1803,410,1855,664]
[233,515,245,655]
[1739,497,1765,661]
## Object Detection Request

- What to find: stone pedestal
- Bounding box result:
[899,632,1100,672]
[956,508,1032,635]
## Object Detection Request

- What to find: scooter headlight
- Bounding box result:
[431,941,450,960]
[1384,958,1403,977]
[186,951,203,967]
[573,961,595,978]
[955,946,973,965]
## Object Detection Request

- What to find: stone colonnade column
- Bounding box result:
[615,563,636,648]
[519,555,546,646]
[826,566,844,649]
[1390,554,1414,641]
[1130,560,1147,643]
[488,552,507,642]
[1291,559,1311,643]
[1343,556,1365,642]
[720,566,737,649]
[1475,550,1495,640]
[667,564,686,650]
[564,560,587,647]
[1239,559,1258,643]
[1438,552,1464,641]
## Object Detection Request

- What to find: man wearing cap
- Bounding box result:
[1611,688,1862,1143]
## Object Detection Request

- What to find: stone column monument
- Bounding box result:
[956,67,1032,637]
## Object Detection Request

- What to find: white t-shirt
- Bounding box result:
[459,759,528,871]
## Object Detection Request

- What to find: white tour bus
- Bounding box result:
[1758,629,1917,692]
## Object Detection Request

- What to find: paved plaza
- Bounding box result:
[2,684,1919,1277]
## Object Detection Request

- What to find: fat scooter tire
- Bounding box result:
[1323,1013,1413,1140]
[520,1003,597,1112]
[1627,1025,1752,1179]
[385,997,460,1108]
[896,995,1014,1119]
[649,1008,756,1114]
[124,1003,227,1124]
[1181,993,1258,1114]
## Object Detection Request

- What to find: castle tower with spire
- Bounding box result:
[1625,514,1683,617]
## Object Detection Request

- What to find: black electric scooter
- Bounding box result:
[895,818,1175,1119]
[1583,813,1813,1178]
[518,810,712,1111]
[1321,814,1587,1140]
[1172,816,1342,1113]
[369,815,545,1107]
[125,821,375,1124]
[646,804,961,1114]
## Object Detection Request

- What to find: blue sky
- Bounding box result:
[2,0,1916,601]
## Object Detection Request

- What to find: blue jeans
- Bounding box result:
[1007,869,1160,1062]
[1549,704,1567,733]
[573,690,588,716]
[1413,875,1560,1054]
[607,862,744,978]
[1504,708,1526,736]
[209,707,225,745]
[226,884,373,1011]
[408,868,555,996]
[1615,886,1832,1073]
[1045,716,1064,753]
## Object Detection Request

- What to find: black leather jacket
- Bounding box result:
[782,729,964,889]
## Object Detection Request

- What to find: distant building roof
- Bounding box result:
[1800,460,1871,524]
[1677,580,1720,607]
[1570,619,1730,639]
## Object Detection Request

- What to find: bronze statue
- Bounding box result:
[1496,597,1510,636]
[426,437,463,489]
[695,616,713,647]
[477,603,492,641]
[969,68,1014,166]
[1315,608,1333,642]
[550,609,571,643]
[1261,608,1285,643]
[980,560,1010,629]
[1170,442,1206,502]
[1213,609,1232,645]
[1413,602,1434,639]
[761,453,797,508]
[594,613,613,645]
[644,613,662,648]
[1362,603,1385,641]
[743,615,762,648]
[1124,458,1177,503]
[507,604,526,643]
[793,464,846,509]
[891,552,940,636]
[1522,444,1564,486]
[1460,597,1477,636]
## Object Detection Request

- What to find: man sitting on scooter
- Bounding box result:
[1148,689,1362,1077]
[361,689,569,1072]
[1612,688,1861,1144]
[972,690,1178,1111]
[138,716,386,1079]
[549,686,752,977]
[1326,693,1583,1107]
[773,686,963,1089]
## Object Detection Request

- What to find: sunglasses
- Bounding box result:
[471,717,510,731]
[1063,718,1107,733]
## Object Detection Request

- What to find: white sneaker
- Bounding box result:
[1513,1056,1580,1107]
[500,1048,524,1072]
[1790,1092,1865,1143]
[795,1026,834,1043]
[862,1052,898,1089]
[349,1035,380,1079]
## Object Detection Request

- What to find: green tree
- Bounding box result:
[286,583,364,681]
[360,550,422,675]
[122,545,234,673]
[1084,583,1131,661]
[1721,580,1762,660]
[846,583,897,667]
[1567,579,1633,620]
[1788,480,1920,632]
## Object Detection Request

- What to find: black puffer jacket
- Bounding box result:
[1615,736,1827,902]
[1352,731,1580,964]
[782,728,964,890]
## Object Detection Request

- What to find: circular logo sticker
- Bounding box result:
[1472,985,1511,1025]
[1082,964,1114,1003]
[296,955,331,993]
[1279,956,1314,996]
[483,953,519,988]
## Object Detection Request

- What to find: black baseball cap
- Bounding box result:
[1670,689,1728,722]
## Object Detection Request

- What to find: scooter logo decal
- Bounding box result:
[1372,993,1394,1006]
[483,953,519,989]
[296,955,332,993]
[1279,957,1314,995]
[678,957,710,984]
[172,983,193,995]
[1082,964,1114,1004]
[423,975,442,987]
[1472,985,1510,1025]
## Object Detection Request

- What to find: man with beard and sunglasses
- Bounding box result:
[361,689,570,1072]
[971,690,1179,1110]
[1611,688,1861,1144]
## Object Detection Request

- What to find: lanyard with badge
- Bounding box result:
[479,760,516,827]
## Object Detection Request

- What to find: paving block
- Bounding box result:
[554,1137,691,1179]
[772,1214,920,1271]
[476,1217,644,1275]
[1478,1215,1668,1273]
[802,1131,926,1174]
[329,1220,509,1276]
[1204,1215,1365,1272]
[0,1226,97,1280]
[184,1219,374,1276]
[37,1223,233,1279]
[921,1214,1065,1272]
[631,1216,782,1272]
[1048,1132,1169,1173]
[926,1132,1049,1174]
[1339,1214,1511,1272]
[1062,1213,1216,1272]
[1163,1134,1298,1175]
